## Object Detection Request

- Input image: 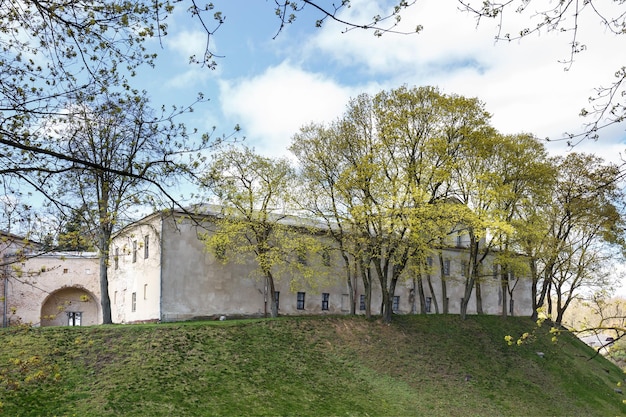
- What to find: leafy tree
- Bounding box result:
[533,153,626,324]
[49,91,209,324]
[293,86,497,322]
[201,144,327,318]
[451,132,553,319]
[291,122,363,315]
[56,205,95,252]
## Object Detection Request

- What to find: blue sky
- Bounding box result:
[134,0,625,162]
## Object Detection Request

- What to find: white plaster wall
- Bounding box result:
[4,253,101,326]
[109,211,535,322]
[108,215,163,323]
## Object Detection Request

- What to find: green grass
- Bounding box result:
[0,315,625,416]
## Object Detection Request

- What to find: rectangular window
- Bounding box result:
[132,240,137,263]
[456,234,462,247]
[359,294,366,311]
[144,235,149,259]
[509,299,515,315]
[68,312,82,326]
[443,259,450,276]
[274,291,280,311]
[392,296,400,312]
[114,291,118,305]
[425,297,432,313]
[461,261,467,277]
[131,292,137,312]
[114,247,119,270]
[493,264,499,279]
[322,293,330,310]
[296,292,305,310]
[427,256,433,267]
[63,268,68,274]
[143,284,148,300]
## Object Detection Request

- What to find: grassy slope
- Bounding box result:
[1,315,625,417]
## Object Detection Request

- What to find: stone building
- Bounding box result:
[0,206,534,327]
[1,231,101,326]
[108,208,533,323]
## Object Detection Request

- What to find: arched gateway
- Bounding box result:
[40,286,100,326]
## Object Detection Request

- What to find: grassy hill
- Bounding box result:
[1,315,625,416]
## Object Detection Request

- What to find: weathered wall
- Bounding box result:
[4,253,101,326]
[107,211,533,323]
[108,215,162,323]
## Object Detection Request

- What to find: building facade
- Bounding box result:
[108,209,534,323]
[1,230,101,327]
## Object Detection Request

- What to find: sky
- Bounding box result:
[132,0,626,164]
[127,0,626,295]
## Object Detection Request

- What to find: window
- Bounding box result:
[359,294,366,311]
[68,312,82,326]
[493,264,499,279]
[461,261,467,277]
[392,296,400,312]
[509,299,515,315]
[427,256,433,267]
[144,235,149,259]
[456,234,462,247]
[114,291,118,305]
[143,284,148,300]
[322,293,329,311]
[63,268,68,274]
[131,292,137,312]
[132,240,137,263]
[296,292,305,310]
[425,297,432,313]
[443,259,450,276]
[274,291,280,311]
[114,247,119,270]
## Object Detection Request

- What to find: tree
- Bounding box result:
[201,144,328,318]
[292,86,498,323]
[532,153,626,324]
[0,0,419,184]
[49,91,208,324]
[56,205,95,252]
[450,132,554,319]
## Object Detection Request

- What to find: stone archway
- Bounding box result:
[40,286,100,327]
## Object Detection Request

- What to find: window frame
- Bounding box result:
[392,295,400,312]
[144,235,149,259]
[321,292,330,310]
[296,292,305,310]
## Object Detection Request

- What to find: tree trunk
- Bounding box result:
[475,281,484,315]
[266,271,278,318]
[426,274,439,314]
[99,235,113,324]
[500,271,509,318]
[417,276,426,314]
[439,255,448,314]
[360,261,372,319]
[342,253,355,315]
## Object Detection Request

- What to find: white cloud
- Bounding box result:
[166,30,208,60]
[218,62,355,157]
[304,0,626,159]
